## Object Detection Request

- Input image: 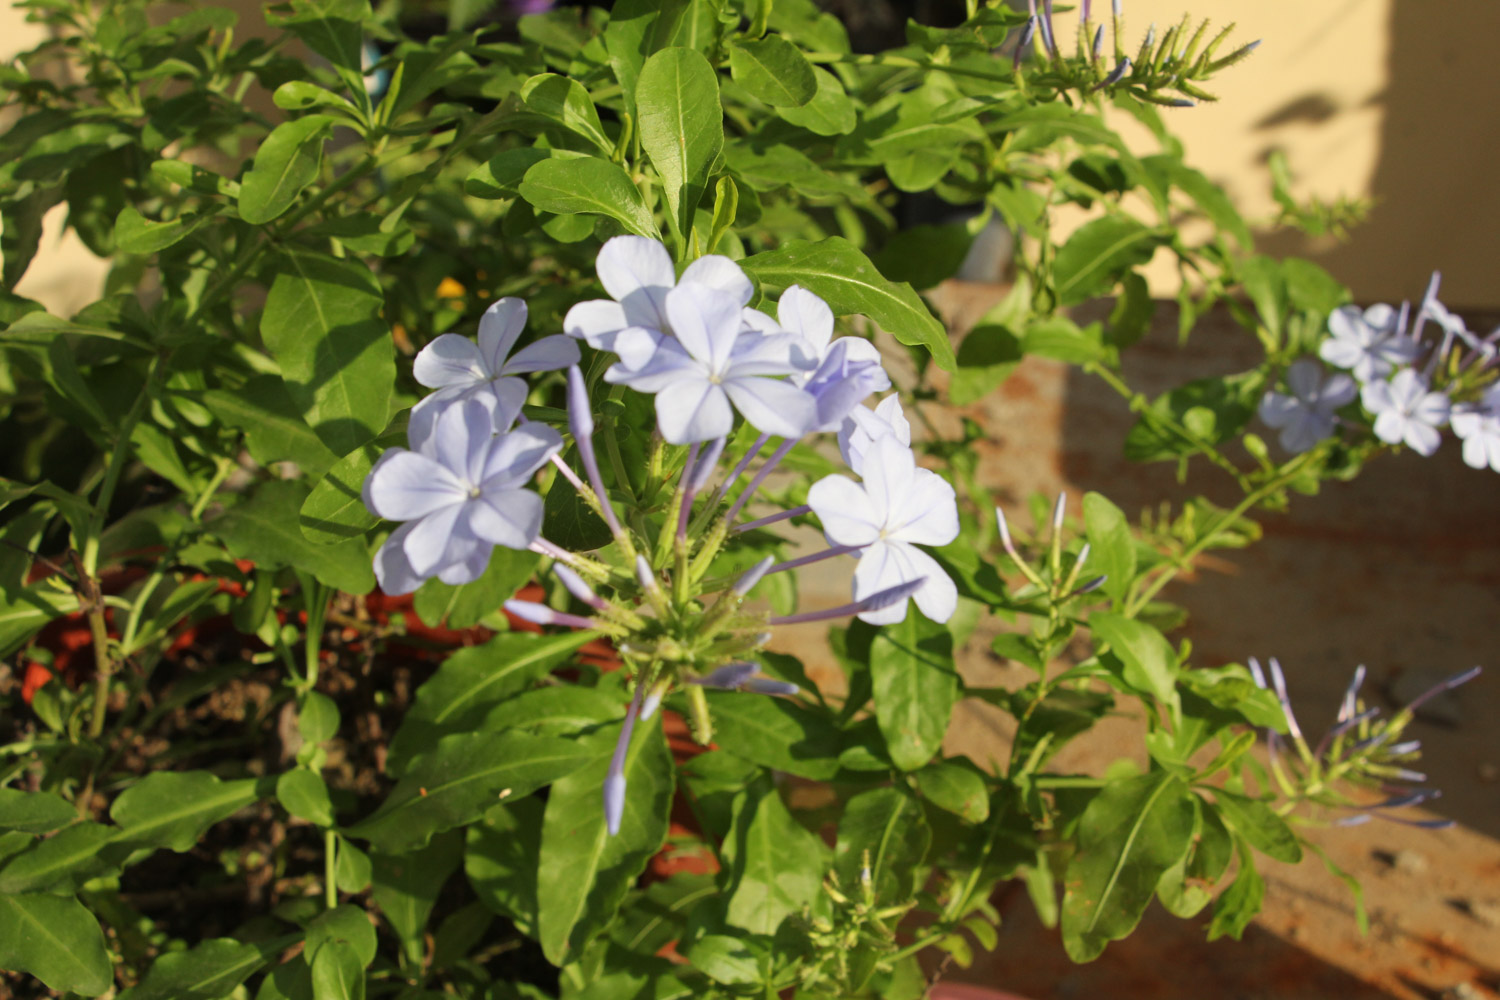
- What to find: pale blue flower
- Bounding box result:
[562,235,755,370]
[838,393,912,475]
[771,285,890,431]
[1319,304,1420,383]
[1361,368,1450,457]
[410,297,578,443]
[808,435,959,625]
[1451,384,1500,472]
[604,283,816,443]
[1258,359,1356,453]
[364,395,562,594]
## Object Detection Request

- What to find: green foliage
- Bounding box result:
[0,0,1399,995]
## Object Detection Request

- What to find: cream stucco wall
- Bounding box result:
[1112,0,1500,307]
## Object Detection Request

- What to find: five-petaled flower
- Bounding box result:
[410,297,578,442]
[808,435,960,625]
[604,282,817,443]
[1451,384,1500,472]
[1360,368,1451,457]
[563,235,757,370]
[1258,359,1356,453]
[364,395,562,594]
[1319,304,1419,384]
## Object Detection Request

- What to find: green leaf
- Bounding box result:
[834,787,930,902]
[949,323,1022,406]
[870,223,975,292]
[371,834,463,963]
[724,783,827,934]
[868,612,958,771]
[0,822,118,894]
[110,770,261,852]
[411,546,540,629]
[778,66,856,135]
[701,690,840,780]
[465,796,544,935]
[299,436,391,545]
[269,0,371,106]
[300,691,341,744]
[1206,842,1265,941]
[335,837,371,894]
[479,685,623,736]
[536,720,674,965]
[1088,611,1180,713]
[635,47,722,243]
[0,892,112,996]
[1052,216,1166,306]
[0,789,77,834]
[212,480,375,594]
[260,252,394,457]
[541,467,613,551]
[518,156,658,239]
[308,941,364,1000]
[114,206,208,253]
[120,937,285,1000]
[384,630,595,774]
[740,237,955,371]
[465,147,552,200]
[1147,155,1252,249]
[237,115,334,225]
[1060,772,1195,961]
[0,585,77,658]
[520,74,613,154]
[1082,492,1135,604]
[914,759,990,823]
[1210,792,1302,863]
[198,377,339,480]
[346,731,594,853]
[306,903,377,967]
[277,769,336,827]
[728,36,816,108]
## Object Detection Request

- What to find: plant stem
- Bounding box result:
[1123,451,1313,616]
[324,829,338,909]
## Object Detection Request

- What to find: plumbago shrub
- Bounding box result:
[0,0,1489,996]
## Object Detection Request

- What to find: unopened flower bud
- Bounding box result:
[554,563,606,610]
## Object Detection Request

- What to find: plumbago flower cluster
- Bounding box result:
[363,236,959,831]
[1260,273,1500,467]
[1248,658,1481,830]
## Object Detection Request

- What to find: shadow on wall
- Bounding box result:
[1257,0,1500,308]
[1054,303,1500,839]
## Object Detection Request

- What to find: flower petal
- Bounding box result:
[858,435,917,527]
[404,503,466,576]
[468,488,544,549]
[482,424,564,489]
[656,379,733,443]
[597,236,674,328]
[722,376,815,439]
[903,544,958,624]
[680,254,753,305]
[1285,359,1324,402]
[807,474,882,546]
[374,522,426,595]
[432,396,499,486]
[888,467,959,546]
[564,298,632,351]
[477,297,528,372]
[365,450,465,520]
[666,282,743,371]
[502,334,581,374]
[413,334,487,388]
[777,285,835,356]
[852,541,911,625]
